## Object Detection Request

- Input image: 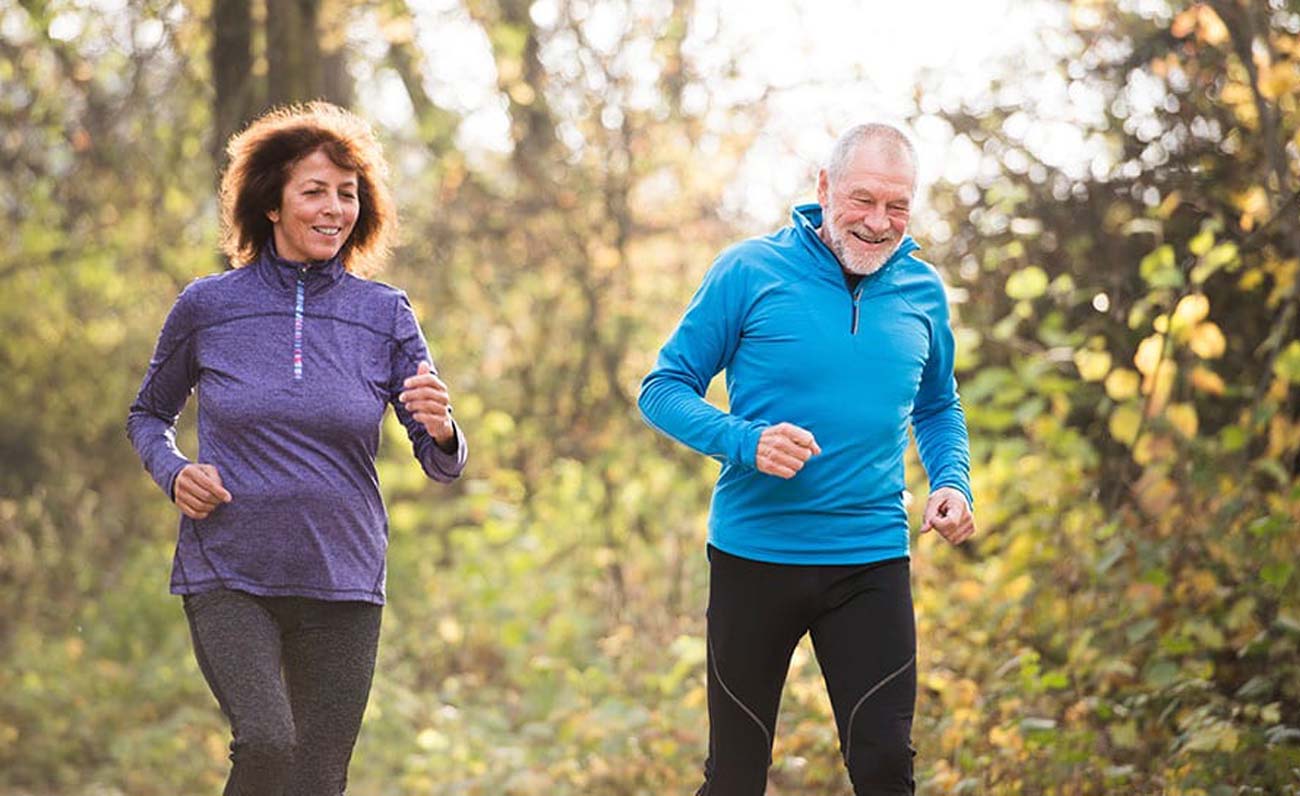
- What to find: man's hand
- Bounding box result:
[919,486,975,544]
[755,422,821,479]
[174,463,232,520]
[400,361,456,447]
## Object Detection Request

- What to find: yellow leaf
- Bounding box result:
[1134,334,1166,376]
[1167,403,1199,438]
[955,579,982,601]
[989,724,1023,752]
[1191,366,1226,395]
[1219,81,1255,105]
[1154,190,1181,219]
[1189,322,1226,358]
[1171,7,1197,38]
[1267,258,1299,308]
[1110,404,1142,445]
[1073,349,1112,382]
[1234,186,1270,231]
[1143,361,1177,414]
[1106,368,1141,401]
[1232,98,1261,130]
[1257,61,1300,101]
[1004,574,1032,601]
[1171,294,1210,336]
[1197,4,1229,46]
[1268,414,1300,459]
[1187,569,1219,598]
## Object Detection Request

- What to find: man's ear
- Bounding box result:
[816,169,829,207]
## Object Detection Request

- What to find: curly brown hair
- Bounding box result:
[218,101,396,277]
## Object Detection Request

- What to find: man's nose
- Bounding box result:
[862,204,888,231]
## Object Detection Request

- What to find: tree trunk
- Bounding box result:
[211,0,254,167]
[266,0,322,107]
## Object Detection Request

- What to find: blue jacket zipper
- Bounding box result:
[851,285,863,335]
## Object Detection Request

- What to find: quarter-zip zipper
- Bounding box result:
[851,284,863,335]
[293,268,306,380]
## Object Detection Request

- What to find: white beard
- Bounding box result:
[827,225,902,275]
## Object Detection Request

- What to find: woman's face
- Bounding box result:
[268,148,359,264]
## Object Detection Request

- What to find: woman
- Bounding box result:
[127,101,466,794]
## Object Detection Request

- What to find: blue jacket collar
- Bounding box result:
[254,238,347,293]
[791,202,918,282]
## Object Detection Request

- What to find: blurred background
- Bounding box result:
[2,0,1299,793]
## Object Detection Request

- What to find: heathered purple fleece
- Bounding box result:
[127,243,466,604]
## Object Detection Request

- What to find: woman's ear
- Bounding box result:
[267,208,280,223]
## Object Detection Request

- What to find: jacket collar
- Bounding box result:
[791,202,918,284]
[253,238,347,294]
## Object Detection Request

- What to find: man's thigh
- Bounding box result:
[809,558,916,792]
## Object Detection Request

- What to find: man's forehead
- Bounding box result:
[828,139,912,185]
[845,139,913,168]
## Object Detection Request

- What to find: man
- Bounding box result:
[638,124,975,795]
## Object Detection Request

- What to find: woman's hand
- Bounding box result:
[174,463,232,520]
[400,361,455,447]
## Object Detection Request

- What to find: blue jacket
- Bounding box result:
[639,204,971,564]
[127,243,466,604]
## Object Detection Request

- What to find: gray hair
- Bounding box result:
[825,123,918,185]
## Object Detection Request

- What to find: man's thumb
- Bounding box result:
[418,361,431,375]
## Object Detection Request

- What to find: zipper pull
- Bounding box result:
[851,287,862,335]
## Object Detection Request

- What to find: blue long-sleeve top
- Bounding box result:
[127,242,467,604]
[638,203,971,565]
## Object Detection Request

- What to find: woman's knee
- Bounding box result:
[233,716,297,773]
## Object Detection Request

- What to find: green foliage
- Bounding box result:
[2,0,1299,794]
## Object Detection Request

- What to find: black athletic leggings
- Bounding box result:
[698,546,917,796]
[182,588,383,796]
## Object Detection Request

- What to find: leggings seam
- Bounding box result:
[708,632,774,763]
[844,653,915,767]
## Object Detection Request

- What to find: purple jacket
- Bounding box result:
[127,244,466,604]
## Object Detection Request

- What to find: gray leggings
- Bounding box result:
[182,589,382,796]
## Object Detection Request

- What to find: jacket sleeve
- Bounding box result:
[637,255,769,468]
[910,281,974,508]
[126,285,199,498]
[390,292,467,483]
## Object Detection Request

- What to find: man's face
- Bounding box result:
[817,141,915,276]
